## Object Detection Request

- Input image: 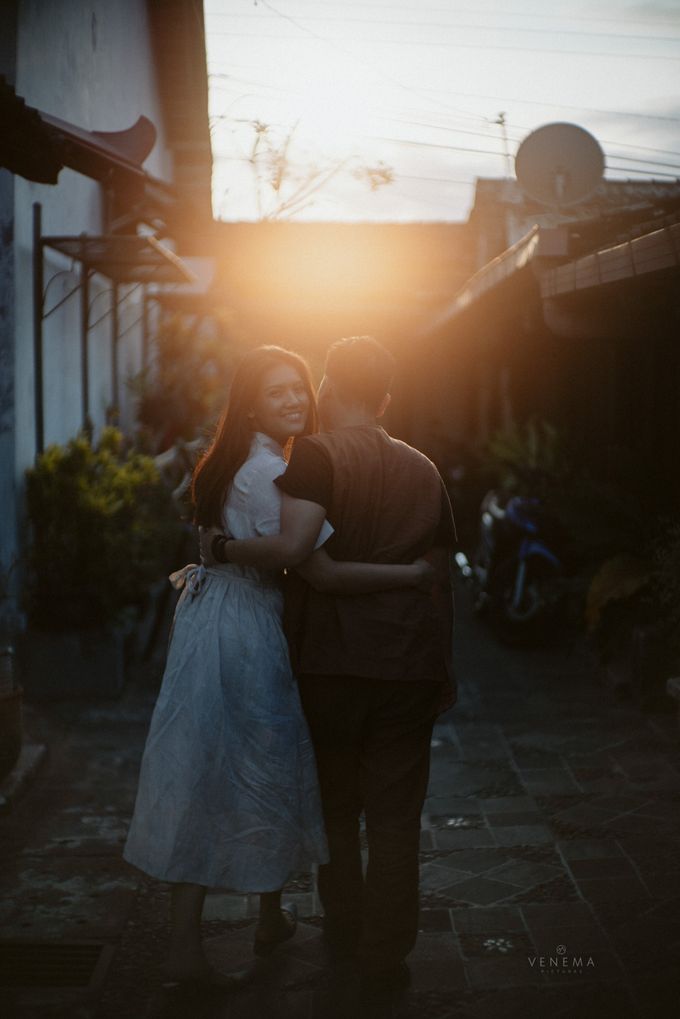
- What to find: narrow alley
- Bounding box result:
[2,583,679,1019]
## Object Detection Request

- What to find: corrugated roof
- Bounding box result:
[541,222,680,298]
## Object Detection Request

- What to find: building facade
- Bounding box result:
[0,0,212,628]
[421,175,680,506]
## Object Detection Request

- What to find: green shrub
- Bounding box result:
[485,417,567,492]
[128,314,241,453]
[25,428,181,629]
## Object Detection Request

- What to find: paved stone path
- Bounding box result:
[2,583,679,1018]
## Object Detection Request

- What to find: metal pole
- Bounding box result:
[32,203,44,455]
[495,112,511,178]
[80,246,90,431]
[111,282,119,412]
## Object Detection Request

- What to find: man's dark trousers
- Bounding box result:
[299,674,441,976]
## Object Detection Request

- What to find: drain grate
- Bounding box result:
[0,941,112,988]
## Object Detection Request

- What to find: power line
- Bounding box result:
[601,153,680,172]
[211,145,680,182]
[230,0,492,125]
[210,72,680,157]
[208,65,680,126]
[209,89,509,146]
[208,79,680,173]
[407,87,680,124]
[208,68,487,127]
[374,136,506,157]
[372,135,680,178]
[605,164,680,179]
[398,174,477,185]
[206,3,680,28]
[205,12,680,44]
[598,138,680,158]
[208,29,680,62]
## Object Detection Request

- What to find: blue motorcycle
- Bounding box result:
[456,489,563,641]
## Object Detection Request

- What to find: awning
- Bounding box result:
[0,75,177,219]
[42,234,197,284]
[0,74,61,183]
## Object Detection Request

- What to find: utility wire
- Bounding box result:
[208,58,680,124]
[208,29,680,61]
[208,71,680,161]
[605,164,680,178]
[371,135,680,178]
[206,12,680,43]
[399,174,478,185]
[209,91,680,174]
[405,86,680,124]
[206,3,680,27]
[209,89,680,174]
[242,0,492,125]
[208,69,485,127]
[374,136,506,157]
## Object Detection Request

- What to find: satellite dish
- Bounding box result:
[515,122,604,207]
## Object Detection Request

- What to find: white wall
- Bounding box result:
[5,0,178,620]
[13,1,174,446]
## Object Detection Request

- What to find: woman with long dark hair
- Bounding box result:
[123,346,430,985]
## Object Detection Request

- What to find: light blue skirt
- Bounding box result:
[123,564,328,890]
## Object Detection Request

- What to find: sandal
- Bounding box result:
[253,903,298,957]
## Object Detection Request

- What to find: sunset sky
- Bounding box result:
[204,0,680,221]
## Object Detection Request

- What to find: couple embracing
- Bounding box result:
[124,336,456,1009]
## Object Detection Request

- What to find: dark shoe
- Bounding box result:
[253,903,297,957]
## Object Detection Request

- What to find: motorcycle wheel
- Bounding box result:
[491,557,557,645]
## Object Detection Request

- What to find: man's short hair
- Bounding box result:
[325,336,395,410]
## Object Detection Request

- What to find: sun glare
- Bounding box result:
[206,0,680,221]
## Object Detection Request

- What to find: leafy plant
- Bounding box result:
[484,417,568,496]
[25,428,181,629]
[649,521,680,660]
[585,554,652,632]
[129,314,240,453]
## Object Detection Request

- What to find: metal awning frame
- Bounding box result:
[32,202,196,455]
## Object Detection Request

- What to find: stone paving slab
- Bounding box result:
[491,823,555,846]
[450,907,525,934]
[0,854,138,942]
[2,584,680,1018]
[0,743,48,815]
[429,829,496,850]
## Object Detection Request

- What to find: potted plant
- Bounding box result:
[21,428,181,698]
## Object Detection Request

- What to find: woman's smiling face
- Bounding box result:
[249,362,311,444]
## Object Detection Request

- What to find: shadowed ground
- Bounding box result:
[1,580,679,1018]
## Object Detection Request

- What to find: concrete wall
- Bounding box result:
[2,0,175,624]
[0,2,19,622]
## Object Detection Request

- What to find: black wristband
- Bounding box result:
[211,534,229,563]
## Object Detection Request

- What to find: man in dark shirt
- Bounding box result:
[204,337,455,1004]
